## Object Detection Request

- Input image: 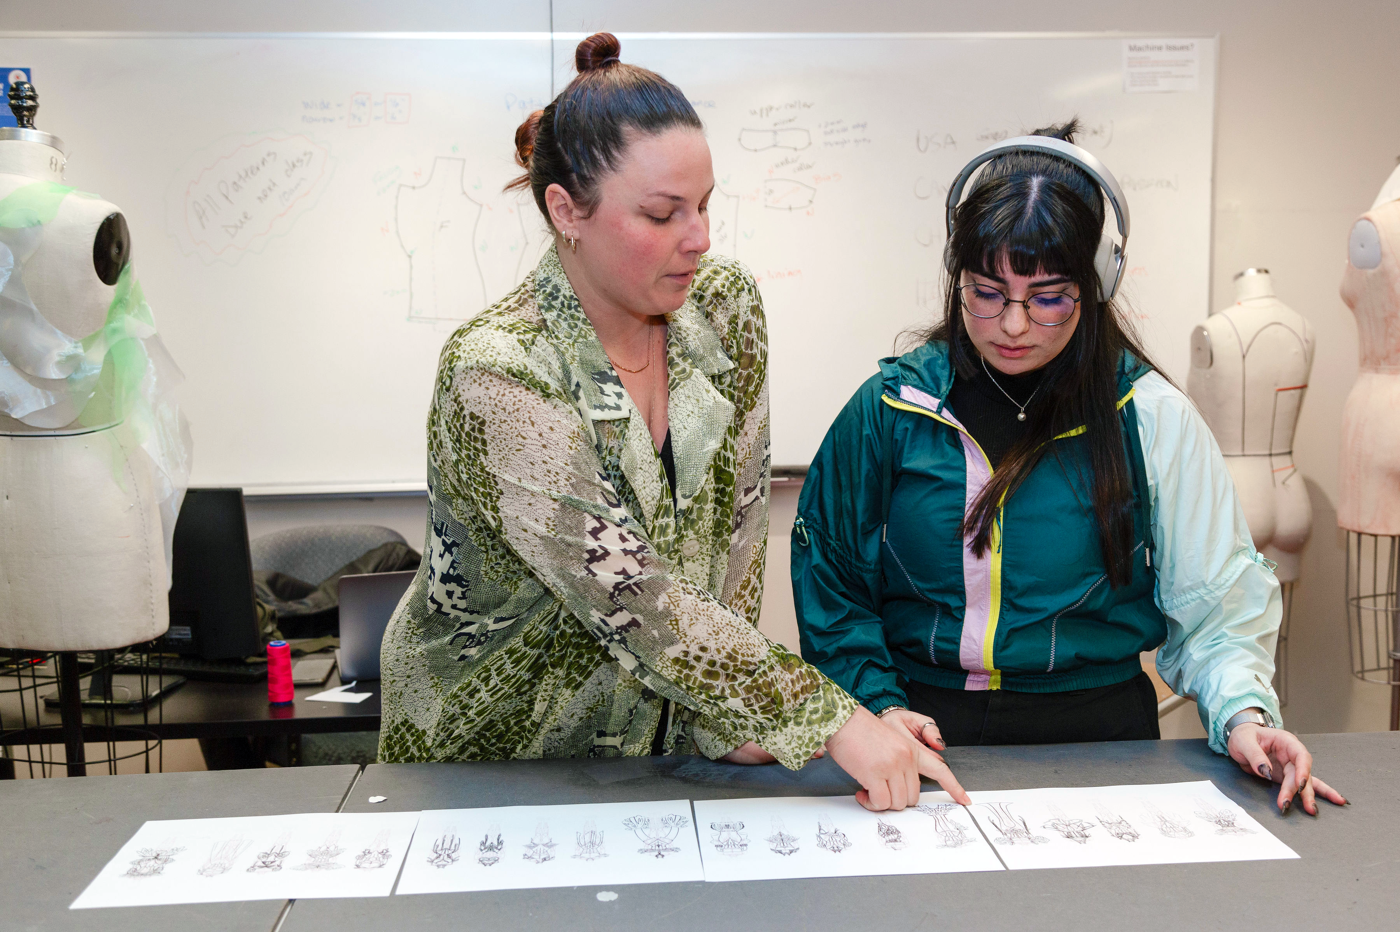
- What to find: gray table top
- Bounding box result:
[283,733,1396,932]
[3,764,360,932]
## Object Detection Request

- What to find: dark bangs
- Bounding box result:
[953,175,1104,288]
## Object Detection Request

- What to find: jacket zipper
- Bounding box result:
[1046,540,1146,672]
[883,537,944,667]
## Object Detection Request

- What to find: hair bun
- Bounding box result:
[576,32,622,72]
[513,109,544,169]
[1030,117,1081,146]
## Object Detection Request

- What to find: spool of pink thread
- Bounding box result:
[267,640,294,705]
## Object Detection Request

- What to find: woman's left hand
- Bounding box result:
[1227,725,1348,815]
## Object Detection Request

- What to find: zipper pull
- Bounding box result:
[1146,547,1152,569]
[793,516,810,546]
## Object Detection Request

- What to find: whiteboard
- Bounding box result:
[567,34,1218,470]
[3,33,1214,491]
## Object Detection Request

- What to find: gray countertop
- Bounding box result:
[9,734,1394,932]
[3,764,360,932]
[288,734,1396,932]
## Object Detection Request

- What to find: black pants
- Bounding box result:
[904,672,1161,746]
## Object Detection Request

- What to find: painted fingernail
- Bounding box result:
[1282,799,1291,811]
[1258,763,1272,781]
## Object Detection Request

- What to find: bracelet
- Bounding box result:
[876,705,907,718]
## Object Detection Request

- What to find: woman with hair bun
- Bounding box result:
[795,120,1344,815]
[379,33,966,812]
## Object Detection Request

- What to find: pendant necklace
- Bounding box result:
[981,355,1040,422]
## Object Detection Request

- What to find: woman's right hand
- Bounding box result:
[824,706,970,811]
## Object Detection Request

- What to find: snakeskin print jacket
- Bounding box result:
[378,246,858,769]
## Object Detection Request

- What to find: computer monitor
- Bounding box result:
[161,487,264,660]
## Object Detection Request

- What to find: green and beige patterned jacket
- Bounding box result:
[378,246,858,769]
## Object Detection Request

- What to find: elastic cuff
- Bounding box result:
[865,694,909,717]
[1206,692,1283,756]
[752,679,861,770]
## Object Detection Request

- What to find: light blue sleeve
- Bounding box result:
[1132,372,1283,755]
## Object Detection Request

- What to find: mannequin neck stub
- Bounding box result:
[1233,269,1275,303]
[0,140,65,183]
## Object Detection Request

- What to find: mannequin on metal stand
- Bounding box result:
[0,82,188,774]
[1338,163,1400,730]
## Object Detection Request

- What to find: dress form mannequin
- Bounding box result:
[1338,164,1400,727]
[0,84,181,653]
[1187,268,1314,702]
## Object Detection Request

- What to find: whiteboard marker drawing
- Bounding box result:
[738,127,812,152]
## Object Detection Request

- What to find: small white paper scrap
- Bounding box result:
[965,780,1297,870]
[71,811,421,909]
[1122,38,1201,93]
[306,683,373,704]
[692,792,1003,883]
[396,800,703,894]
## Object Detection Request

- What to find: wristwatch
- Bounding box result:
[1223,708,1277,742]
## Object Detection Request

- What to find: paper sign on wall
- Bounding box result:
[1123,39,1201,93]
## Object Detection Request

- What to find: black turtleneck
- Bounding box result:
[946,359,1046,468]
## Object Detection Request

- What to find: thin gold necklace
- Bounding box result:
[610,325,655,374]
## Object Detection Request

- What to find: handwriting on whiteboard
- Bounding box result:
[171,133,332,262]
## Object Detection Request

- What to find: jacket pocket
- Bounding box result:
[884,537,944,667]
[1047,541,1145,673]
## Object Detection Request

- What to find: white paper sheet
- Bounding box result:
[395,800,705,894]
[305,683,373,703]
[70,811,421,909]
[691,792,1004,882]
[965,780,1297,870]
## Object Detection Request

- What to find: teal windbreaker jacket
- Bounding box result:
[793,340,1284,753]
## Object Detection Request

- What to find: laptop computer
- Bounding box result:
[337,570,416,681]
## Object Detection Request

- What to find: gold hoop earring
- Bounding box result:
[564,231,578,253]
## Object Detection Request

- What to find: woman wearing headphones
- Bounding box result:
[793,120,1344,815]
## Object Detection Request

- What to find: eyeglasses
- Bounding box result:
[958,282,1080,326]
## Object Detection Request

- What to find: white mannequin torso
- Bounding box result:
[0,135,169,650]
[1187,270,1315,580]
[1338,167,1400,535]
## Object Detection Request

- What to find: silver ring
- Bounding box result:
[920,722,936,732]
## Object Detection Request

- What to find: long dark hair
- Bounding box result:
[918,119,1159,588]
[505,32,703,224]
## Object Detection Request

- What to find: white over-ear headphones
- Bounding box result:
[944,135,1131,302]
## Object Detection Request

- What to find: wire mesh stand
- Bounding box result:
[1344,531,1400,731]
[1274,581,1294,708]
[0,648,170,778]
